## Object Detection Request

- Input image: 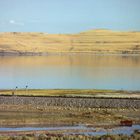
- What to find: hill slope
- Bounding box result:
[0,29,140,55]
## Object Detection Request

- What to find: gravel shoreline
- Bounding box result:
[0,95,140,109]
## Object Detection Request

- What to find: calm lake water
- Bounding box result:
[0,54,140,90]
[0,125,140,136]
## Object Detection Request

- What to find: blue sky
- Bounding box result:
[0,0,140,33]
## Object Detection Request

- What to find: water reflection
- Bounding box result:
[0,125,140,136]
[0,54,140,90]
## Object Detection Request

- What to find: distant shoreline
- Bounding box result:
[0,52,140,56]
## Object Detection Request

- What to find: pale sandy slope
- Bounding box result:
[0,29,140,54]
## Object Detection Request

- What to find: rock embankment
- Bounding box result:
[0,95,140,109]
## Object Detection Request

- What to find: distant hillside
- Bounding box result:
[0,29,140,55]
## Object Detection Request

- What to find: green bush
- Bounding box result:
[120,135,129,140]
[38,134,50,140]
[8,136,21,140]
[99,135,115,140]
[21,136,30,140]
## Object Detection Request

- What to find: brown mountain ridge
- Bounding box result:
[0,29,140,55]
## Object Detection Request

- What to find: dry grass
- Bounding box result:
[0,104,140,127]
[0,131,140,140]
[0,89,140,98]
[0,30,140,54]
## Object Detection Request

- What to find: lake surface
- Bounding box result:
[0,54,140,90]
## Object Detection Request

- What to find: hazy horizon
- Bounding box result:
[0,0,140,33]
[1,28,140,34]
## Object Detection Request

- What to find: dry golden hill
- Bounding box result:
[0,29,140,55]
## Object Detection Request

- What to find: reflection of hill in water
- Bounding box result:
[0,55,140,90]
[0,55,140,68]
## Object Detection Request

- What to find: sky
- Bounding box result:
[0,0,140,33]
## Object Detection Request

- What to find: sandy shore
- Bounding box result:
[0,89,140,139]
